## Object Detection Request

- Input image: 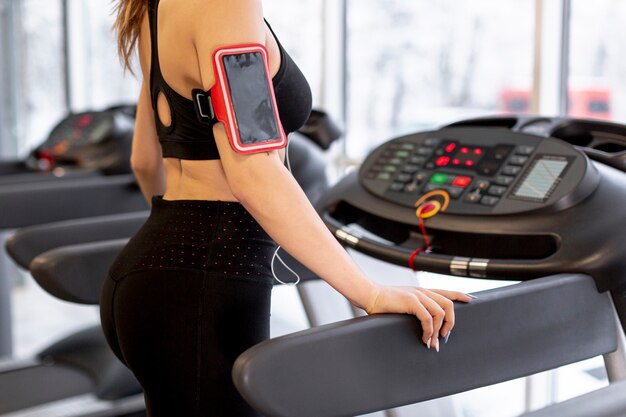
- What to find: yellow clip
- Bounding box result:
[416,200,442,219]
[414,189,451,217]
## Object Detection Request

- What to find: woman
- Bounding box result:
[100,0,472,416]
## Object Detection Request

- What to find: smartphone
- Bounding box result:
[212,44,286,154]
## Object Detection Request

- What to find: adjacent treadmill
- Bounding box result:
[0,105,135,186]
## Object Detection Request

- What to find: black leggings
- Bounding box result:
[100,197,276,416]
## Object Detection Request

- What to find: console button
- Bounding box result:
[389,158,404,165]
[377,172,392,181]
[383,165,398,173]
[473,180,490,191]
[400,143,416,150]
[464,192,482,204]
[396,173,413,183]
[501,165,521,176]
[481,196,500,206]
[417,147,434,156]
[447,186,464,199]
[430,173,448,184]
[515,145,536,155]
[452,176,472,188]
[394,150,410,158]
[405,183,419,193]
[494,145,514,160]
[415,172,429,185]
[424,183,444,193]
[509,156,529,166]
[402,164,420,174]
[495,175,515,186]
[389,182,406,192]
[425,162,435,170]
[423,184,462,199]
[409,156,426,165]
[487,185,507,196]
[365,171,377,179]
[424,137,440,146]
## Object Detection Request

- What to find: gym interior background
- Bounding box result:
[0,0,625,416]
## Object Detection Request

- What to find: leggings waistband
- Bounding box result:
[108,196,276,280]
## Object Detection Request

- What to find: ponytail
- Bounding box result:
[113,0,148,74]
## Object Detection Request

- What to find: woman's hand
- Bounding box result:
[364,284,473,352]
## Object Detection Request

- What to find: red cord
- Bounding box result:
[410,191,450,271]
[418,214,431,250]
[408,206,433,271]
[408,248,423,271]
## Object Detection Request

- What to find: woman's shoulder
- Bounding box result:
[172,0,264,25]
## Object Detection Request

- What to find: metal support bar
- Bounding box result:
[531,0,543,114]
[61,0,72,112]
[603,297,626,382]
[558,0,571,116]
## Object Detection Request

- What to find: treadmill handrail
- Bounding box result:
[5,211,149,269]
[30,238,129,305]
[233,274,616,417]
[322,211,571,281]
[0,174,147,229]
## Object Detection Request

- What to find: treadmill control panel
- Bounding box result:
[47,112,116,153]
[360,127,595,215]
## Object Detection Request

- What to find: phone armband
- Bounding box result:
[193,44,286,155]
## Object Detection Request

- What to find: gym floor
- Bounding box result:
[8,249,608,417]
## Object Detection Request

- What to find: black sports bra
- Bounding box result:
[147,0,313,160]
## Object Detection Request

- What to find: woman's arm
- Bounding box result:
[220,134,469,349]
[130,80,166,204]
[129,14,166,205]
[194,0,470,350]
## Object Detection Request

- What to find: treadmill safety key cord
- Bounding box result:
[409,190,450,271]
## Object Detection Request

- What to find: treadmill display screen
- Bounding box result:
[512,156,569,202]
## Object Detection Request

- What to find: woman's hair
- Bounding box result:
[113,0,148,74]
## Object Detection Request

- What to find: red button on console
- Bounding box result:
[452,176,472,188]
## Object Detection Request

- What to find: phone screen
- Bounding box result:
[222,52,280,144]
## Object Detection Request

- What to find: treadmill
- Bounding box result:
[231,116,626,416]
[0,105,135,186]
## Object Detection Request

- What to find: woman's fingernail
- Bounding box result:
[468,294,478,299]
[426,339,431,349]
[444,331,451,344]
[435,338,440,352]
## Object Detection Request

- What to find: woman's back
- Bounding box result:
[136,0,289,202]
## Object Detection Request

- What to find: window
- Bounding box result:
[18,0,65,154]
[345,0,535,159]
[68,1,140,112]
[569,0,626,122]
[0,0,19,157]
[264,0,324,106]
